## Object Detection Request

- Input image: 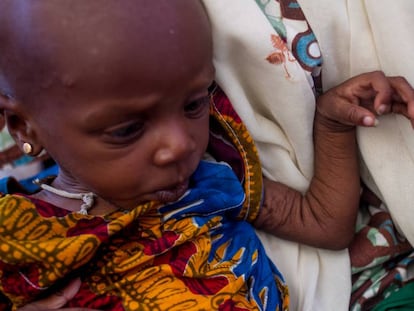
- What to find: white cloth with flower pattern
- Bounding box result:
[203,0,414,310]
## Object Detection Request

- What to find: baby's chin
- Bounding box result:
[120,180,190,209]
[151,180,189,204]
[112,181,189,211]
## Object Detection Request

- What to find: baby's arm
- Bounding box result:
[253,71,414,249]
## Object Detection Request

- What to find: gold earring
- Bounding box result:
[22,142,33,155]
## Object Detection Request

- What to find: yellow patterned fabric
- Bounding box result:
[0,89,289,310]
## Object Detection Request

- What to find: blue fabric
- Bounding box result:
[0,164,59,194]
[159,160,286,309]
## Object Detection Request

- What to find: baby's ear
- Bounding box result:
[0,93,43,156]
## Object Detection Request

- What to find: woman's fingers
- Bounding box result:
[18,278,100,311]
[367,72,393,115]
[32,278,81,309]
[317,90,377,127]
[342,71,393,115]
[389,76,414,121]
[318,71,414,128]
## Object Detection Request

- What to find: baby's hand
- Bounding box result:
[317,71,414,129]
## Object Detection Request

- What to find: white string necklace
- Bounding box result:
[33,179,95,215]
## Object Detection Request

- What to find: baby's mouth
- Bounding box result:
[153,180,189,203]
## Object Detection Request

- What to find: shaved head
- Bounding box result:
[0,0,214,208]
[0,0,211,105]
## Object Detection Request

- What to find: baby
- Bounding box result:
[0,1,413,310]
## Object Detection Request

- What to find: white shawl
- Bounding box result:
[203,1,414,310]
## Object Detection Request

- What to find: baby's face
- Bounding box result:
[7,1,214,209]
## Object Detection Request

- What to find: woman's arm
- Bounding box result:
[254,71,414,249]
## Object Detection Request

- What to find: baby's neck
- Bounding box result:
[31,187,121,216]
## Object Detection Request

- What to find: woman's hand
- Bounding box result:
[17,278,101,311]
[317,71,414,128]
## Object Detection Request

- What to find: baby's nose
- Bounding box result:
[152,122,196,166]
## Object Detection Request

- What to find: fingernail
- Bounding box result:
[362,116,379,126]
[377,105,387,115]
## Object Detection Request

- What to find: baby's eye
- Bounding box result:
[184,96,210,118]
[104,121,144,143]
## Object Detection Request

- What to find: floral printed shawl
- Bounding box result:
[0,89,289,311]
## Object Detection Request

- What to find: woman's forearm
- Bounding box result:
[254,113,360,249]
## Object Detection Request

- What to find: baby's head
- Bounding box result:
[0,1,214,211]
